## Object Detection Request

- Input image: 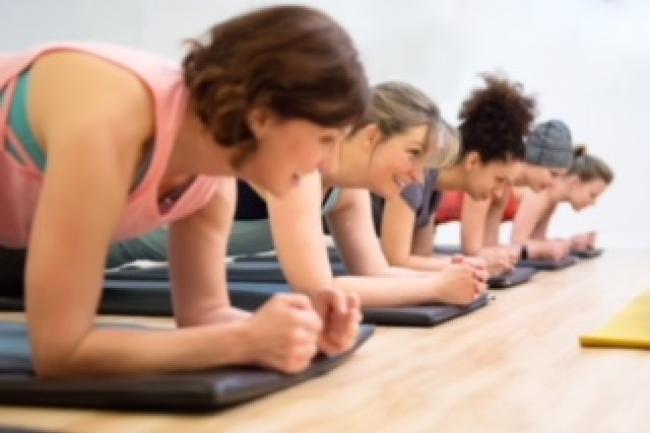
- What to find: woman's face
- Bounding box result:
[566,177,609,211]
[241,109,350,197]
[524,164,567,192]
[463,153,522,200]
[363,125,430,199]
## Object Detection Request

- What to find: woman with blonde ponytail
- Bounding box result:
[113,81,487,308]
[375,74,537,277]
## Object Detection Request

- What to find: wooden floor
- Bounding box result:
[1,249,649,433]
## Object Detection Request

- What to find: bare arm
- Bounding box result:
[266,181,478,307]
[512,189,556,243]
[268,180,434,306]
[512,189,568,261]
[267,172,335,293]
[460,194,491,255]
[26,53,252,377]
[483,190,511,247]
[169,178,250,327]
[380,195,452,271]
[25,53,321,378]
[327,189,480,307]
[411,219,435,256]
[266,173,362,355]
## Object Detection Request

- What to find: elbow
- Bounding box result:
[383,251,409,268]
[31,336,88,379]
[33,352,75,379]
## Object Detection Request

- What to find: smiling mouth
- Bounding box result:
[393,175,409,189]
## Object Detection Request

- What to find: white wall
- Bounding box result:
[2,0,648,248]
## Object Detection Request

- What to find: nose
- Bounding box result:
[492,185,505,200]
[317,141,340,173]
[410,164,426,184]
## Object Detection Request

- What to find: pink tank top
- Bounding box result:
[0,43,220,248]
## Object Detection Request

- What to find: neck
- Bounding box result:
[437,164,466,191]
[513,170,529,187]
[166,103,239,183]
[322,134,373,188]
[552,178,572,201]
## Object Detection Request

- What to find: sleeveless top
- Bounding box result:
[435,189,521,224]
[0,43,220,247]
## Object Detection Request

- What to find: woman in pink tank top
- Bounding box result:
[0,6,369,378]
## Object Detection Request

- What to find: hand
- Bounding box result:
[571,232,597,252]
[432,263,487,305]
[245,293,322,373]
[528,239,570,262]
[478,247,515,277]
[452,255,489,283]
[310,289,362,356]
[505,244,523,265]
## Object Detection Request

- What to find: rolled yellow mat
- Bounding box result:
[580,291,650,349]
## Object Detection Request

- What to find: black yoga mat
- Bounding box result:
[572,248,603,259]
[230,257,533,290]
[519,255,578,270]
[0,277,490,327]
[487,266,537,289]
[0,321,374,411]
[105,261,349,283]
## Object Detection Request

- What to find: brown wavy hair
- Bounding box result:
[458,73,536,163]
[182,5,369,166]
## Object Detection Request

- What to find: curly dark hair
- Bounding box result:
[182,5,369,166]
[458,73,536,163]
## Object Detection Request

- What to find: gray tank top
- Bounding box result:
[371,169,441,234]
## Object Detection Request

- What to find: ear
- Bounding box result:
[565,174,581,187]
[362,124,382,149]
[463,151,482,171]
[247,107,273,137]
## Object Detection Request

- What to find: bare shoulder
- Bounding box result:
[334,187,369,213]
[29,50,154,152]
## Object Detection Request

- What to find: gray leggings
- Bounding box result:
[0,247,26,296]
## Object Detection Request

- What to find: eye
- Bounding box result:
[319,135,337,146]
[407,148,423,160]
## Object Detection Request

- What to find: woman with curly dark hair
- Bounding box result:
[0,5,368,378]
[375,74,536,278]
[434,119,574,270]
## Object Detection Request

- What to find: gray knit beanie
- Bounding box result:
[525,120,573,168]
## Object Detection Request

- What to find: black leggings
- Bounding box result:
[0,247,26,296]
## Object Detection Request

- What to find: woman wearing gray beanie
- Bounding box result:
[512,143,614,260]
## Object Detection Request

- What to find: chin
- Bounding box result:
[263,180,290,199]
[379,185,400,200]
[532,185,545,193]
